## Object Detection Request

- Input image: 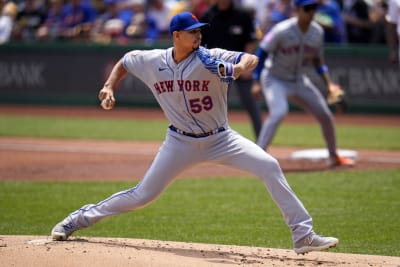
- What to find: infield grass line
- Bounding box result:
[0,115,399,150]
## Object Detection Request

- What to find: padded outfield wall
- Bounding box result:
[0,42,398,114]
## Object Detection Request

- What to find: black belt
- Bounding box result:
[169,125,226,138]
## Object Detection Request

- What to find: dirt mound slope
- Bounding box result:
[1,235,399,267]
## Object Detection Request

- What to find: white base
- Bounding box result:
[291,148,358,162]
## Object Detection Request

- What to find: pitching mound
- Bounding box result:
[1,235,399,267]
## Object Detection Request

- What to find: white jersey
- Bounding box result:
[259,17,324,81]
[123,47,242,134]
[387,0,400,35]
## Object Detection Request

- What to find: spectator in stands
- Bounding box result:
[170,0,210,18]
[259,0,294,34]
[124,0,148,40]
[241,0,274,35]
[122,0,161,43]
[341,0,372,43]
[0,0,7,13]
[243,3,264,40]
[188,0,210,18]
[315,0,347,43]
[386,0,399,64]
[59,0,97,41]
[369,0,388,43]
[201,0,263,140]
[36,0,64,41]
[14,0,47,42]
[146,0,173,41]
[90,0,104,13]
[90,0,133,44]
[0,1,18,44]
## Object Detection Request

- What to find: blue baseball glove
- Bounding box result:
[196,46,235,83]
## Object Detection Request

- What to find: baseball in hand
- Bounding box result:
[101,99,113,110]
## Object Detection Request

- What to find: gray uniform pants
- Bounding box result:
[66,128,313,244]
[257,73,337,157]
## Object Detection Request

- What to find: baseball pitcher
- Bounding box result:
[51,12,339,254]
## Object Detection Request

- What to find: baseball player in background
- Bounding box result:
[252,0,355,167]
[51,12,339,254]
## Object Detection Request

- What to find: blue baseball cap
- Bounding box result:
[294,0,318,6]
[169,12,208,35]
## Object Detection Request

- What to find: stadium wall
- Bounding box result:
[0,42,398,114]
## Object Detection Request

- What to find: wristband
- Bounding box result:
[317,65,329,75]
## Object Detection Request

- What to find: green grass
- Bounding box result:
[0,170,399,256]
[0,115,399,149]
[0,113,399,257]
[0,115,169,141]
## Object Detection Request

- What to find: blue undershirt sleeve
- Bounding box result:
[252,47,268,81]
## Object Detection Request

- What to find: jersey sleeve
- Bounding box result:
[122,50,145,74]
[208,48,243,65]
[259,26,280,53]
[122,50,165,88]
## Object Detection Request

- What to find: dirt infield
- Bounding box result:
[1,137,400,182]
[2,235,400,267]
[1,105,399,181]
[1,105,399,266]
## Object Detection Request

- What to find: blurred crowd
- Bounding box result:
[0,0,390,45]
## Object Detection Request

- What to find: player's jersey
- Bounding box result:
[123,47,242,134]
[259,17,324,81]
